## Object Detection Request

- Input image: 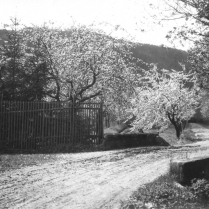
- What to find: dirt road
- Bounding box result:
[1,123,209,209]
[0,148,170,209]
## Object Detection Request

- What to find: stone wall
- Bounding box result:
[170,157,209,185]
[103,133,169,150]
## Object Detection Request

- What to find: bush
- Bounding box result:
[120,175,209,209]
[190,179,209,202]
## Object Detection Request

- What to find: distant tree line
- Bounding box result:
[131,44,188,72]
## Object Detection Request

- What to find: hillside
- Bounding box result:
[0,29,7,40]
[0,29,188,71]
[132,43,188,71]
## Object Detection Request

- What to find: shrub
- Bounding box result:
[190,179,209,202]
[120,175,209,209]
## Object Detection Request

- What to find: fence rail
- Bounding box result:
[0,101,103,151]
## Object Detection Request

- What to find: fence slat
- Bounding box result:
[0,101,4,146]
[0,100,103,151]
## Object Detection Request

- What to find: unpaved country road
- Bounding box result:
[0,148,171,209]
[1,123,209,209]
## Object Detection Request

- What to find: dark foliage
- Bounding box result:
[131,43,188,71]
[121,175,209,209]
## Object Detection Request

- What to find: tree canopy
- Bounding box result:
[0,19,144,120]
[155,0,209,45]
[153,1,209,122]
[0,18,202,130]
[130,67,200,138]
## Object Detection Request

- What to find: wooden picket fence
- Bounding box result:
[0,100,103,151]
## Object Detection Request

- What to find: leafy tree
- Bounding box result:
[157,1,209,83]
[199,90,209,120]
[0,19,50,101]
[0,20,142,114]
[188,36,209,89]
[130,67,200,138]
[185,31,209,120]
[0,18,26,100]
[150,1,209,123]
[24,24,142,120]
[154,0,209,44]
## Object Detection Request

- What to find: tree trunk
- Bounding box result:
[175,123,182,139]
[167,113,183,139]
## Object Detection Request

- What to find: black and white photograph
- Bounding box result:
[0,0,209,208]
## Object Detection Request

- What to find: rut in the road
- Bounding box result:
[0,148,170,209]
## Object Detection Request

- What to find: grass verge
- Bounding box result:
[159,123,199,146]
[120,174,209,209]
[0,154,59,172]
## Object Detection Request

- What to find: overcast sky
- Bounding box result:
[0,0,187,49]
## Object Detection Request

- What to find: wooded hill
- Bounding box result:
[131,43,188,71]
[0,29,188,72]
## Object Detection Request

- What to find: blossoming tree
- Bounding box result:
[130,67,201,139]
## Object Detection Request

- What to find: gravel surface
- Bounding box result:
[0,148,170,209]
[1,123,209,209]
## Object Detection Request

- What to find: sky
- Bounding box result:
[0,0,188,50]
